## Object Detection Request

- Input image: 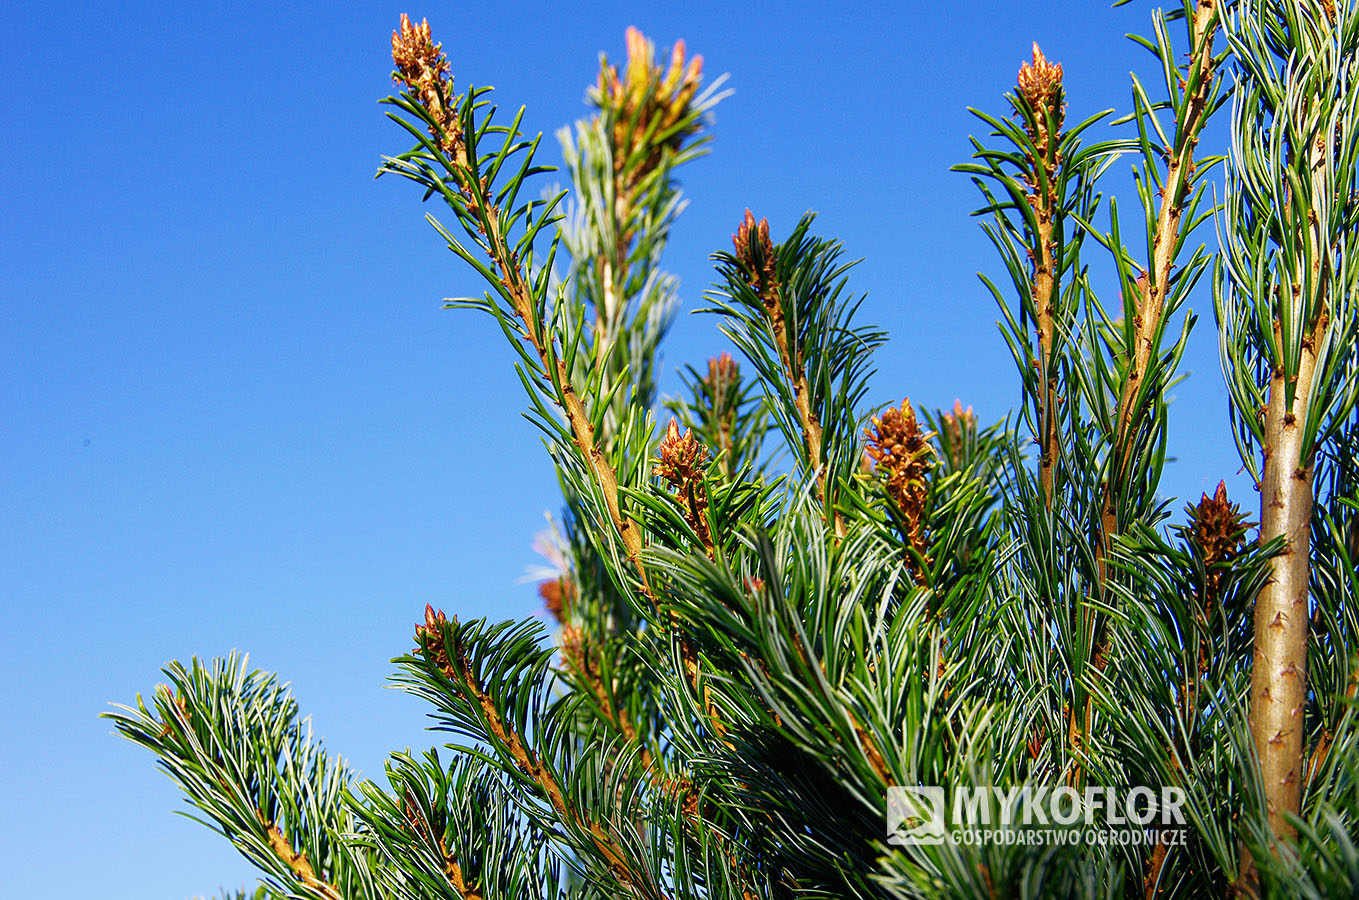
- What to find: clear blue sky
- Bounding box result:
[1,2,1249,896]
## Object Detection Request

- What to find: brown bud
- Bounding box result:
[391,15,464,162]
[655,418,709,487]
[1186,481,1252,604]
[706,351,738,388]
[939,399,976,470]
[733,210,778,301]
[1189,482,1248,562]
[865,399,935,582]
[392,16,445,81]
[414,604,455,676]
[538,576,575,623]
[1014,43,1065,181]
[1017,43,1063,110]
[655,418,714,555]
[733,209,772,263]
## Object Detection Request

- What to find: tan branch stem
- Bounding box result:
[257,811,344,900]
[447,640,667,899]
[1033,171,1061,509]
[766,284,844,537]
[1250,246,1327,848]
[474,189,652,596]
[1075,0,1220,789]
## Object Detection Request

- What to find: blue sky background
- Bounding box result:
[2,2,1251,896]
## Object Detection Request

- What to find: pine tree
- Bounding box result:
[108,6,1359,899]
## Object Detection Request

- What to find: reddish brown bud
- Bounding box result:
[733,209,772,262]
[655,418,709,486]
[1187,481,1252,601]
[939,399,976,470]
[733,210,778,302]
[414,604,455,676]
[1017,43,1063,110]
[391,15,464,162]
[706,351,738,388]
[655,418,714,555]
[865,399,935,582]
[391,15,447,86]
[1190,482,1248,559]
[538,576,575,624]
[1014,43,1065,187]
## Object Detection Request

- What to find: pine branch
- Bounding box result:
[709,213,885,538]
[408,608,674,900]
[104,655,367,900]
[382,21,655,597]
[1075,0,1229,799]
